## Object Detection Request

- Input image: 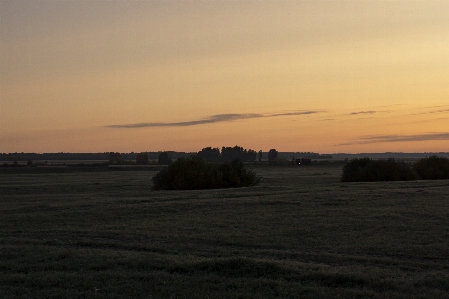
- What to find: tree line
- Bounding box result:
[166,146,280,164]
[197,146,259,163]
[1,147,286,166]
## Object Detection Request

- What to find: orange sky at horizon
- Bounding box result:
[1,1,448,154]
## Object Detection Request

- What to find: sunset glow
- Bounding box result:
[1,1,448,153]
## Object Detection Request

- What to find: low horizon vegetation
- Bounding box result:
[341,155,449,182]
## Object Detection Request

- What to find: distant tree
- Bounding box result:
[158,151,173,165]
[246,149,257,161]
[197,147,221,163]
[136,152,148,165]
[258,150,263,162]
[221,146,243,161]
[221,146,257,162]
[268,149,278,162]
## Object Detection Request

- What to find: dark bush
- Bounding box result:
[413,155,449,180]
[152,156,260,190]
[341,157,417,182]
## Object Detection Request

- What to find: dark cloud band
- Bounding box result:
[350,111,377,115]
[106,111,320,129]
[340,132,449,146]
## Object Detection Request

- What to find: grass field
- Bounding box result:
[1,164,448,298]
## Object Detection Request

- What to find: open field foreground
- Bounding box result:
[1,164,448,299]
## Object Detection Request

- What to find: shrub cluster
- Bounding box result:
[413,155,449,180]
[341,158,416,182]
[152,156,260,190]
[341,156,449,182]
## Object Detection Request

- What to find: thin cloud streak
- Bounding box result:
[349,110,393,116]
[339,132,449,146]
[350,111,377,115]
[106,111,320,129]
[411,107,449,116]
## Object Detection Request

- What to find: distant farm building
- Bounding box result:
[295,158,311,165]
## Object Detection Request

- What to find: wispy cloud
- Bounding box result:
[339,132,449,146]
[410,106,449,116]
[349,110,393,116]
[106,110,320,129]
[349,110,377,115]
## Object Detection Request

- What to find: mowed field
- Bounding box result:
[1,164,448,299]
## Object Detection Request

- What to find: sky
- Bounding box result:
[1,0,448,154]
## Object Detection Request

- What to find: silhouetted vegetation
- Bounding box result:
[152,156,260,190]
[268,149,278,162]
[413,155,449,180]
[197,146,257,163]
[197,147,221,163]
[341,158,417,182]
[341,156,449,182]
[221,146,257,162]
